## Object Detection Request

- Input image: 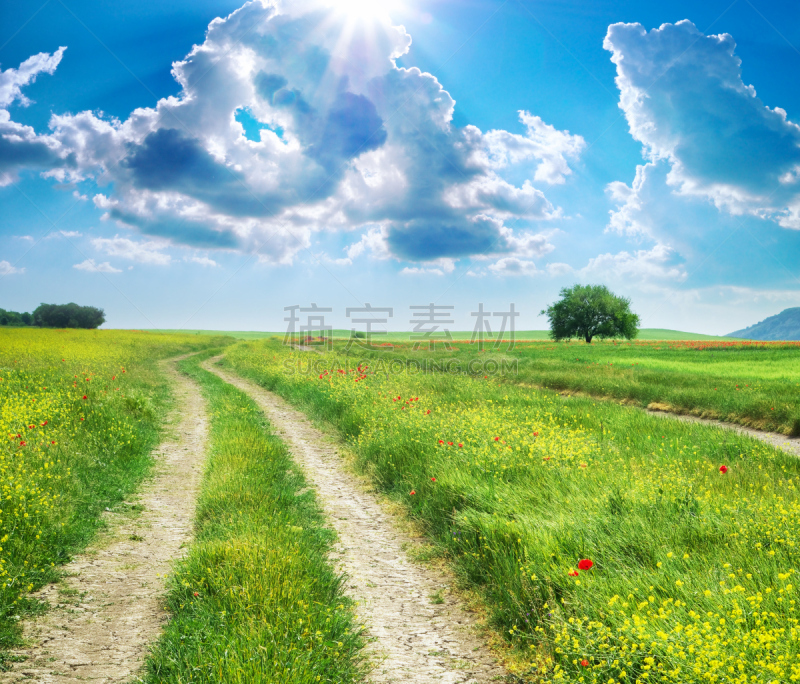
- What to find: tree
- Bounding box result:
[541,284,639,343]
[32,303,105,329]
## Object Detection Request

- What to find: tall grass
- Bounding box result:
[224,339,800,683]
[144,352,365,683]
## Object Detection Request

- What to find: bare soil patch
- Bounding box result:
[1,356,208,683]
[203,358,508,684]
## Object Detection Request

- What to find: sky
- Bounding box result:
[1,0,799,335]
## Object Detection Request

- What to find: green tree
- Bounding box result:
[32,303,105,329]
[541,284,639,343]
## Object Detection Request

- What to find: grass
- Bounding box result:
[340,338,800,436]
[144,351,365,683]
[0,328,230,656]
[223,339,800,683]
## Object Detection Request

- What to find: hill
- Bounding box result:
[727,307,800,341]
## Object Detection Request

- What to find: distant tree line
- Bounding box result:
[0,303,105,329]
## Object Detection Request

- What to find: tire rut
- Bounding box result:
[201,357,508,684]
[1,355,208,683]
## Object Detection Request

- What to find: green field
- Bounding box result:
[7,328,800,682]
[339,338,800,436]
[145,328,740,342]
[223,338,800,682]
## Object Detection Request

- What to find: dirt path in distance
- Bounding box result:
[1,355,208,684]
[202,358,508,684]
[647,408,800,458]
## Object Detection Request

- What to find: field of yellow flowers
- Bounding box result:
[225,339,800,683]
[0,328,227,650]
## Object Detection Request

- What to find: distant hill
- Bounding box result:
[727,307,800,341]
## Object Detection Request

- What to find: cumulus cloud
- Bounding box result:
[487,257,539,276]
[188,255,218,267]
[6,2,583,264]
[0,47,73,186]
[545,262,573,277]
[0,260,24,275]
[605,20,800,230]
[91,236,171,265]
[399,258,455,276]
[580,243,686,282]
[73,259,122,273]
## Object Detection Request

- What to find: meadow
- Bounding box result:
[223,338,800,683]
[345,338,800,436]
[0,328,228,652]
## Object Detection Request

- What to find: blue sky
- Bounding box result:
[1,0,799,334]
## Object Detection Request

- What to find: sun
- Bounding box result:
[330,0,396,21]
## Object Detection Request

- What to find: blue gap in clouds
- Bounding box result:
[234,107,283,142]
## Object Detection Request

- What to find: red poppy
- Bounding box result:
[426,410,431,414]
[719,465,728,474]
[431,477,436,482]
[494,436,500,441]
[409,490,416,495]
[438,439,444,444]
[447,441,453,446]
[19,441,26,447]
[82,395,87,400]
[41,421,48,426]
[193,592,199,597]
[533,431,539,437]
[458,443,463,448]
[577,559,594,571]
[51,441,55,445]
[568,570,579,577]
[28,425,34,429]
[580,659,589,667]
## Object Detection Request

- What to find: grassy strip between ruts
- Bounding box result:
[224,340,800,683]
[144,352,365,684]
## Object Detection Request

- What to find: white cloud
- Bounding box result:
[479,112,585,185]
[188,255,218,267]
[488,257,539,276]
[5,2,583,265]
[91,236,171,265]
[400,266,445,276]
[546,262,573,277]
[13,235,34,242]
[0,260,24,275]
[0,47,66,108]
[604,20,800,230]
[73,259,121,273]
[580,243,686,282]
[0,47,71,186]
[399,258,455,276]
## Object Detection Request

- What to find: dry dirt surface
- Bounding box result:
[1,356,208,683]
[202,358,509,684]
[647,408,800,459]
